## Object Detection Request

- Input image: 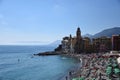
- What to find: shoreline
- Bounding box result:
[34,51,82,80]
[62,53,120,80]
[60,54,81,80]
[59,53,83,80]
[34,51,120,80]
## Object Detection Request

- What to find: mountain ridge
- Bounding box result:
[92,27,120,38]
[83,27,120,38]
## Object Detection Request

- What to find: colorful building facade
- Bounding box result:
[57,27,120,53]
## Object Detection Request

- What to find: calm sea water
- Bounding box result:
[0,45,79,80]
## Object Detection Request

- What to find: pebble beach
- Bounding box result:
[62,53,120,80]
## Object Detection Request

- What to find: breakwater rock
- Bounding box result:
[34,51,67,56]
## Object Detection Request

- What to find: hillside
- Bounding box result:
[92,27,120,38]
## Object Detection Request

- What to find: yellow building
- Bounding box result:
[83,37,91,50]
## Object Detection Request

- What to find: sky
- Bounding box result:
[0,0,120,45]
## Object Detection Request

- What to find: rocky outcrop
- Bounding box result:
[34,51,67,56]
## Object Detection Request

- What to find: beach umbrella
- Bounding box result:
[106,67,112,75]
[107,67,112,70]
[92,78,96,80]
[114,68,120,74]
[72,77,84,80]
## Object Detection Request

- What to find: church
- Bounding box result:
[74,27,84,53]
[60,27,85,54]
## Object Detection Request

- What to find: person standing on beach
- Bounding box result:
[65,76,68,80]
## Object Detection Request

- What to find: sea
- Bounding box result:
[0,45,80,80]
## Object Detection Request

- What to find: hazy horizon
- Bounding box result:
[0,0,120,45]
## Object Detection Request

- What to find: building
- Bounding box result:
[61,36,70,53]
[60,27,92,53]
[57,27,120,54]
[60,27,84,53]
[92,36,111,52]
[83,37,92,53]
[112,35,120,51]
[74,27,84,53]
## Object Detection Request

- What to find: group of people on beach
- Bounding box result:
[64,53,120,80]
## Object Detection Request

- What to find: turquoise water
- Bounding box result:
[0,45,79,80]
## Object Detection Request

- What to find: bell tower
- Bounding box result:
[76,27,81,40]
[74,27,83,53]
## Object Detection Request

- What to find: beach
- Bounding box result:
[61,53,120,80]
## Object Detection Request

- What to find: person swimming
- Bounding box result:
[18,59,20,62]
